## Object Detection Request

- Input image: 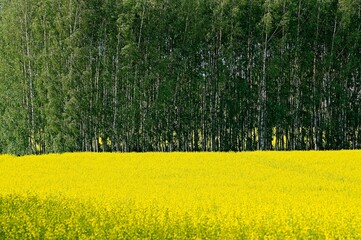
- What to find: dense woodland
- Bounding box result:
[0,0,360,154]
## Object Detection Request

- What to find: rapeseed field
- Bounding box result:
[0,151,360,239]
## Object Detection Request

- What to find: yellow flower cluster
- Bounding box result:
[0,151,360,238]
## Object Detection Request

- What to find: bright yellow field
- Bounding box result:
[0,151,361,239]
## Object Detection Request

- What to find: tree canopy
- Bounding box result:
[0,0,360,154]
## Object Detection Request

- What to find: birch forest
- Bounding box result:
[0,0,360,154]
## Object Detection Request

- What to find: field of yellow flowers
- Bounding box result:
[0,151,360,239]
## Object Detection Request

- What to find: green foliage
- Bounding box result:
[0,0,360,154]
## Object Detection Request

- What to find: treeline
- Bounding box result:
[0,0,360,154]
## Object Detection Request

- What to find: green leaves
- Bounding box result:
[0,0,360,153]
